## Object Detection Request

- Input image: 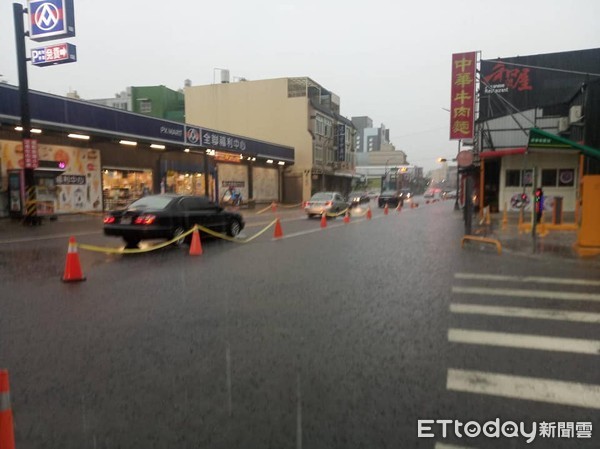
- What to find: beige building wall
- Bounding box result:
[185,79,314,200]
[368,150,407,166]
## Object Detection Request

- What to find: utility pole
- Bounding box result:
[13,2,37,225]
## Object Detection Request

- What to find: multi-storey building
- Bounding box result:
[89,84,185,122]
[185,77,357,202]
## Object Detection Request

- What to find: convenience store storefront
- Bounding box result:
[0,84,294,216]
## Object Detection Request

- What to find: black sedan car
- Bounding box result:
[347,191,370,207]
[104,194,245,247]
[378,189,406,208]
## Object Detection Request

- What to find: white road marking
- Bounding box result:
[448,328,600,355]
[273,223,346,240]
[245,216,307,228]
[454,272,600,287]
[447,368,600,410]
[452,286,600,302]
[450,303,600,323]
[271,215,381,241]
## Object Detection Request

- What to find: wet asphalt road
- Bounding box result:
[1,199,599,448]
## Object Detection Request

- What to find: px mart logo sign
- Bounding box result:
[185,126,201,145]
[28,0,76,42]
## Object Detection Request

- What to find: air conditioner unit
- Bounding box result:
[558,117,569,133]
[569,105,583,123]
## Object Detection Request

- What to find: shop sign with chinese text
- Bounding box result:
[214,151,241,163]
[23,139,39,169]
[450,52,477,140]
[202,130,247,152]
[31,43,77,67]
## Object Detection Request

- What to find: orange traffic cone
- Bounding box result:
[366,207,372,220]
[273,218,284,238]
[384,203,389,215]
[271,201,277,213]
[62,236,86,282]
[189,226,203,256]
[343,210,350,224]
[0,370,16,449]
[320,212,328,228]
[396,202,402,212]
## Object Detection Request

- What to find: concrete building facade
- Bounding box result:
[185,77,357,202]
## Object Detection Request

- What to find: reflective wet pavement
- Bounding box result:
[1,201,599,448]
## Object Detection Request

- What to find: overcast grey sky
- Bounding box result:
[1,0,599,171]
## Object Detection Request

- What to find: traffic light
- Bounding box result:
[534,188,544,222]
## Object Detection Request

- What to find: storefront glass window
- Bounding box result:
[165,170,207,197]
[102,169,153,210]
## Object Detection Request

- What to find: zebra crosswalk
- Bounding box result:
[438,271,600,447]
[447,272,600,409]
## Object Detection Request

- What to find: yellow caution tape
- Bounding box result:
[77,219,278,253]
[196,219,277,243]
[78,227,197,254]
[325,208,349,218]
[255,204,274,215]
[255,202,303,214]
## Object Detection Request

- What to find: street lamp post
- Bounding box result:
[442,107,461,211]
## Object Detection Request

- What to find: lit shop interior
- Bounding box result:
[102,168,153,210]
[164,170,211,197]
[102,168,214,210]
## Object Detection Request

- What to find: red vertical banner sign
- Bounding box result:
[23,138,39,169]
[450,52,477,140]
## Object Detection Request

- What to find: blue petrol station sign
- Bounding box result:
[28,0,76,42]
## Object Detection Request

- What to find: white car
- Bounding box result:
[304,192,348,218]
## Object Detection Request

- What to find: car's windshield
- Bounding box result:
[127,196,172,210]
[381,190,397,195]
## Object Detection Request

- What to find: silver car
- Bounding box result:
[305,192,348,218]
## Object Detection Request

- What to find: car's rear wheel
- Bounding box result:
[227,219,241,237]
[172,226,186,246]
